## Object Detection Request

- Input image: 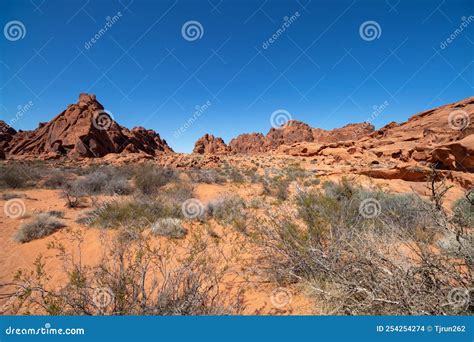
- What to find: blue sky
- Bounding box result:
[0,0,473,152]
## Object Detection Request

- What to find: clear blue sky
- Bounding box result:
[0,0,473,152]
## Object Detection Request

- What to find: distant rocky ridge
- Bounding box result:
[194,120,375,155]
[4,94,173,159]
[193,97,474,175]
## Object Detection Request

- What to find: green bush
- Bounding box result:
[87,198,181,229]
[452,192,474,228]
[133,165,177,195]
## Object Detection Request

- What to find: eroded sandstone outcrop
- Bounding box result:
[193,134,230,155]
[7,94,173,159]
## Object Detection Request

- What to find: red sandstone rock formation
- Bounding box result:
[6,94,173,159]
[193,134,230,155]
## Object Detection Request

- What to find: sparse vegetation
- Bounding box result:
[0,164,35,189]
[87,197,182,229]
[452,189,474,228]
[0,160,471,316]
[15,213,67,243]
[1,234,242,315]
[256,179,473,315]
[206,195,248,233]
[151,218,187,239]
[134,165,176,195]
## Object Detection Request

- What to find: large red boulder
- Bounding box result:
[193,134,230,155]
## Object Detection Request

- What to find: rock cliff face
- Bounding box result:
[203,120,375,155]
[6,94,173,159]
[282,97,474,174]
[229,133,266,154]
[193,134,230,155]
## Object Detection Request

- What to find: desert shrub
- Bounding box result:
[15,213,66,243]
[295,180,442,242]
[89,198,181,229]
[220,165,245,183]
[0,164,34,188]
[73,168,131,195]
[134,165,177,195]
[303,177,320,187]
[248,197,265,209]
[256,180,472,314]
[274,178,291,201]
[159,182,194,205]
[188,169,226,184]
[206,196,247,233]
[452,192,474,228]
[151,218,187,239]
[2,235,242,315]
[61,182,86,208]
[438,231,474,264]
[282,164,310,181]
[47,210,65,218]
[43,171,68,189]
[0,192,23,200]
[260,168,293,201]
[61,168,131,207]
